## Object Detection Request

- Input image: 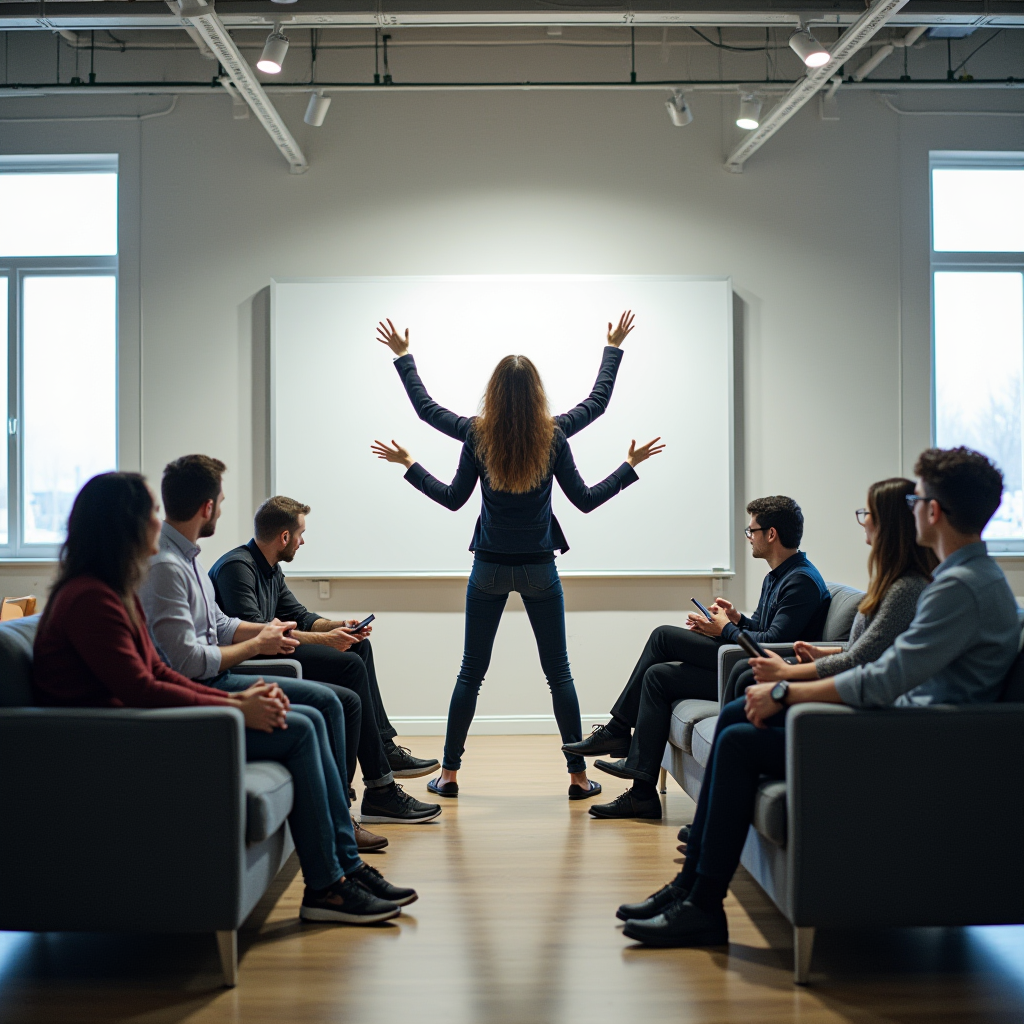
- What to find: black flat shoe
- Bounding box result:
[622,899,728,948]
[677,823,691,843]
[568,779,602,800]
[588,788,662,820]
[427,777,459,798]
[562,724,632,759]
[594,758,637,781]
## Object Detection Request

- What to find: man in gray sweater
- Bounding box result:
[618,447,1020,948]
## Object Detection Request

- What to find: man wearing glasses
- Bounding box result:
[567,495,830,820]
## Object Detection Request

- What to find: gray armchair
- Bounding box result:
[660,584,1024,983]
[0,616,296,987]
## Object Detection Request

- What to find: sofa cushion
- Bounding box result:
[668,699,720,754]
[245,761,294,844]
[822,583,864,642]
[752,779,787,847]
[0,615,40,707]
[691,715,717,769]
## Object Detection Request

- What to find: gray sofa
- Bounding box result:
[0,615,301,987]
[660,583,1024,983]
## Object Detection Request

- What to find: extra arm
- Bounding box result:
[551,439,638,513]
[393,354,474,442]
[404,443,481,511]
[555,346,624,438]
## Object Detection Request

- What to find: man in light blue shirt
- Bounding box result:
[620,447,1019,949]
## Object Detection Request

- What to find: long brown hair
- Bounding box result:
[472,355,557,493]
[42,472,155,631]
[860,477,938,616]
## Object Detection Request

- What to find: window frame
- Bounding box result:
[930,150,1024,553]
[0,155,119,559]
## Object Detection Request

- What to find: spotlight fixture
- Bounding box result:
[257,28,289,74]
[665,90,693,127]
[788,28,830,68]
[304,90,332,127]
[736,94,762,130]
[270,0,298,4]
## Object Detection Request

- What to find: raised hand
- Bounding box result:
[626,436,666,468]
[372,439,415,469]
[377,319,410,357]
[607,310,635,348]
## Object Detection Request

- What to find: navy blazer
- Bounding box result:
[394,347,638,555]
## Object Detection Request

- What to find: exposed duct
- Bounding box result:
[851,25,929,80]
[174,0,307,173]
[725,0,910,172]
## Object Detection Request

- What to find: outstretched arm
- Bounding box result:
[378,319,474,442]
[372,438,480,511]
[555,311,633,438]
[552,435,663,513]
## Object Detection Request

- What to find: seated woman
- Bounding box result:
[33,471,416,926]
[616,475,937,945]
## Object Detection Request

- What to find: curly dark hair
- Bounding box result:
[746,495,804,549]
[914,447,1003,535]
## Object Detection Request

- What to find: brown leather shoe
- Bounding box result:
[353,821,389,852]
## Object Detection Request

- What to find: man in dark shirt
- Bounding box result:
[566,495,830,820]
[210,496,441,825]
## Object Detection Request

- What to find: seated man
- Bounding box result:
[619,447,1019,947]
[569,495,831,820]
[139,455,441,833]
[209,495,441,825]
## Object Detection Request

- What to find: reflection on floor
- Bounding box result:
[1,734,1023,1023]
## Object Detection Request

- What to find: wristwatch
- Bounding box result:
[770,680,790,705]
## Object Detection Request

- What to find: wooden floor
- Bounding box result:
[2,735,1024,1023]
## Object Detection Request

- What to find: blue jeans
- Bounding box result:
[678,697,787,890]
[244,704,362,891]
[215,673,354,792]
[444,558,585,773]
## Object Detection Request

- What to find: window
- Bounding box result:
[0,156,118,557]
[931,152,1024,551]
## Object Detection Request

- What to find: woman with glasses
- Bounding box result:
[748,477,938,687]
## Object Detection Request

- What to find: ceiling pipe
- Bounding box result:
[174,0,307,173]
[725,0,910,172]
[851,24,928,80]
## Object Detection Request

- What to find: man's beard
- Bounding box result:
[280,544,299,563]
[199,515,219,539]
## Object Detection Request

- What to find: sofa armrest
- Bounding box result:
[0,706,250,932]
[234,658,303,679]
[784,702,1024,929]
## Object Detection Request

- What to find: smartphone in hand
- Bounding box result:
[691,597,713,620]
[345,613,375,633]
[735,630,768,660]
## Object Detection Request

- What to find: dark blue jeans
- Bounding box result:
[444,559,586,773]
[245,705,362,891]
[678,697,787,890]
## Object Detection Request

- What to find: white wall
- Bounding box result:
[1,30,1021,730]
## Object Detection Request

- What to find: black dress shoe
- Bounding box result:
[427,777,458,798]
[594,758,637,781]
[562,724,632,759]
[588,788,662,820]
[622,898,728,947]
[568,779,602,800]
[677,823,691,844]
[616,883,688,922]
[614,880,688,921]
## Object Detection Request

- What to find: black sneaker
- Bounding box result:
[562,724,632,759]
[350,862,418,907]
[622,898,728,948]
[616,883,688,922]
[361,782,442,824]
[300,877,400,924]
[385,742,440,779]
[588,788,662,820]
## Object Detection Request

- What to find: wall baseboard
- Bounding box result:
[390,714,609,736]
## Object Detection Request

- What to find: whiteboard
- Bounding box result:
[270,276,733,576]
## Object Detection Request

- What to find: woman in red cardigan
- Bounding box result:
[34,471,416,925]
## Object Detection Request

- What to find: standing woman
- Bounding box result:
[373,314,665,799]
